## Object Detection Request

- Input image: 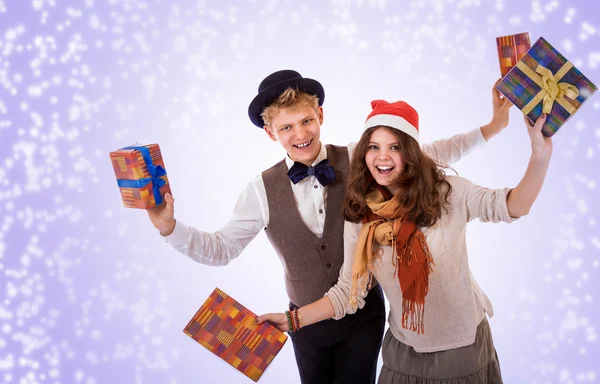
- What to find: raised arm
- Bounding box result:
[147,178,266,266]
[420,128,486,166]
[506,114,552,217]
[422,79,512,166]
[463,113,552,223]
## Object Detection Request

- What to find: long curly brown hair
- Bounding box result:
[343,126,452,227]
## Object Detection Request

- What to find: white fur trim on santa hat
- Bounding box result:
[364,114,420,144]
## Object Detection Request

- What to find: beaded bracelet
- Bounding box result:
[285,309,304,333]
[285,310,293,332]
[291,310,297,332]
[292,309,301,331]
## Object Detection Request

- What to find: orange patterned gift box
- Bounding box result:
[184,288,288,382]
[109,144,171,209]
[496,32,531,78]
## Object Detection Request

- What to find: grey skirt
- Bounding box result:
[378,318,503,384]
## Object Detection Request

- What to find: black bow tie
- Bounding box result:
[287,159,336,186]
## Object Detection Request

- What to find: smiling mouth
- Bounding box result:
[293,139,312,149]
[376,165,394,175]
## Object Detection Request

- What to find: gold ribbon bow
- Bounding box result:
[516,60,580,115]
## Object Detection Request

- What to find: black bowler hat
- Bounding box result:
[248,70,325,128]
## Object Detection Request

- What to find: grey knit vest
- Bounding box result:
[262,145,349,307]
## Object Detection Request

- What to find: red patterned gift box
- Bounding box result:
[496,37,597,137]
[184,288,288,382]
[496,32,531,77]
[109,144,171,209]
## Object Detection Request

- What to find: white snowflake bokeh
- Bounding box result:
[0,1,598,383]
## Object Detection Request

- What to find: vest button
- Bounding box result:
[314,185,318,189]
[326,263,333,268]
[320,244,326,250]
[319,209,323,214]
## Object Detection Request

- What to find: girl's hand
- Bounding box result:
[256,312,289,333]
[524,114,553,162]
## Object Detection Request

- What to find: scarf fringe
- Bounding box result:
[400,251,434,334]
[350,269,369,310]
[416,231,434,265]
[392,233,398,279]
[400,231,435,334]
[400,237,414,265]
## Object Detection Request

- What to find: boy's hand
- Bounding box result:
[147,192,176,236]
[481,79,513,141]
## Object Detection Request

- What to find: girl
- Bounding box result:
[258,98,552,383]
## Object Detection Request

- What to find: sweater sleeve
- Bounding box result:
[325,220,368,320]
[456,176,518,224]
[421,127,487,166]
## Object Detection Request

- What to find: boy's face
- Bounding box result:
[264,104,324,166]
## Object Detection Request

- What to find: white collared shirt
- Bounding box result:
[283,142,329,236]
[164,128,487,266]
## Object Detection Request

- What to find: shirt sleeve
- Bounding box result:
[347,142,357,161]
[458,177,518,224]
[421,127,487,166]
[325,220,368,320]
[162,178,267,266]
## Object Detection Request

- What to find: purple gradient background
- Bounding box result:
[1,1,599,383]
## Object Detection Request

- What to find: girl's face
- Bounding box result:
[365,127,404,193]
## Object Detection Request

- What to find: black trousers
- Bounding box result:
[289,284,386,384]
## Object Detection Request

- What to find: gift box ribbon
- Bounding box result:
[516,60,580,115]
[116,146,167,205]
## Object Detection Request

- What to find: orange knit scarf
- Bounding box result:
[350,187,435,334]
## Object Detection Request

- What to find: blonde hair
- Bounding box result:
[261,87,320,126]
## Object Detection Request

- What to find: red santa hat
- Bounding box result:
[364,100,420,144]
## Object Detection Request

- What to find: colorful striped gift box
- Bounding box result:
[496,37,597,137]
[109,144,171,209]
[496,32,531,77]
[184,288,288,382]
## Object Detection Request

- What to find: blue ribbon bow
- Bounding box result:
[116,145,167,205]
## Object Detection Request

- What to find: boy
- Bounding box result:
[147,70,511,383]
